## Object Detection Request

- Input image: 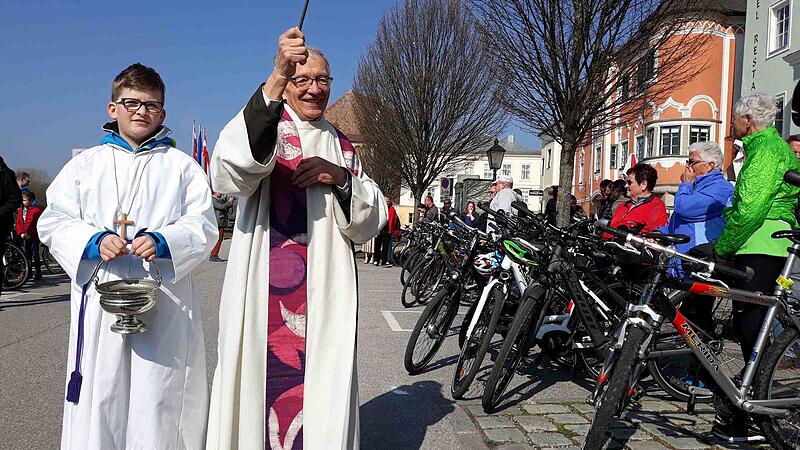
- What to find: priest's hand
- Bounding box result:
[131,236,156,262]
[291,156,348,189]
[263,28,308,100]
[100,235,128,261]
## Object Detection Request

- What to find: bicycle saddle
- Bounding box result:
[772,229,800,244]
[640,232,690,245]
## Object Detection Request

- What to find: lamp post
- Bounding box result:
[487,138,507,181]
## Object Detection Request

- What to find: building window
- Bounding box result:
[546,149,552,169]
[660,126,681,155]
[620,141,629,168]
[501,164,512,177]
[594,144,602,174]
[771,2,791,54]
[522,190,530,205]
[636,50,657,93]
[483,164,492,180]
[610,144,618,168]
[579,151,585,185]
[646,128,656,157]
[620,74,631,101]
[689,126,710,144]
[636,135,645,162]
[521,164,531,180]
[776,94,786,135]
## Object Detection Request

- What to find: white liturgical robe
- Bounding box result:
[38,136,217,450]
[206,88,387,449]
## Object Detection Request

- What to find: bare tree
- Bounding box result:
[358,143,401,201]
[353,0,508,204]
[472,0,725,226]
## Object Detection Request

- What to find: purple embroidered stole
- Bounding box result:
[265,110,358,450]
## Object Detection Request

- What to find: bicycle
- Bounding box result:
[3,240,29,290]
[41,244,64,275]
[585,208,800,449]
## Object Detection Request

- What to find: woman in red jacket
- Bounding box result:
[610,163,668,233]
[15,191,44,280]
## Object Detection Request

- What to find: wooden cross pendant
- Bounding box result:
[114,213,135,241]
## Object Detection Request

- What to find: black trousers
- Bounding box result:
[24,237,41,278]
[375,233,392,265]
[0,228,6,297]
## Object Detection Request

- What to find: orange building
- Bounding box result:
[573,7,746,214]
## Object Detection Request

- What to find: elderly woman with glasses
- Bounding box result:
[708,93,800,442]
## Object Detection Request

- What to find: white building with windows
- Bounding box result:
[743,0,799,137]
[398,135,544,223]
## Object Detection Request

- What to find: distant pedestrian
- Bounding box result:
[462,201,479,227]
[362,235,376,263]
[1,157,22,297]
[595,179,614,219]
[441,199,455,218]
[423,195,439,222]
[375,196,400,266]
[210,192,234,262]
[15,191,44,280]
[16,171,30,195]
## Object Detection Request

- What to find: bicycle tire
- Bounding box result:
[458,301,476,350]
[416,259,446,305]
[646,331,712,403]
[400,272,419,307]
[403,287,459,374]
[584,326,648,449]
[481,284,545,413]
[753,325,800,449]
[452,284,505,399]
[400,250,422,286]
[3,243,30,290]
[42,246,64,275]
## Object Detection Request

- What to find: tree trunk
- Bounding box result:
[556,142,577,228]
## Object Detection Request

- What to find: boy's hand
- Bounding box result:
[131,236,156,262]
[100,235,128,261]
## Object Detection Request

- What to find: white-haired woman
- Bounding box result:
[711,93,800,442]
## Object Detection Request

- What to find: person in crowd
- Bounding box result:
[489,174,521,215]
[609,163,667,233]
[597,180,628,225]
[362,235,376,264]
[207,28,387,449]
[659,142,734,389]
[210,192,235,262]
[0,157,20,298]
[570,195,586,220]
[16,171,30,195]
[441,198,455,218]
[545,185,558,224]
[375,195,400,266]
[595,179,613,219]
[15,191,44,281]
[423,195,439,222]
[711,93,800,443]
[788,134,800,159]
[462,201,479,227]
[416,202,427,223]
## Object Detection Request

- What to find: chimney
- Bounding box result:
[506,134,515,144]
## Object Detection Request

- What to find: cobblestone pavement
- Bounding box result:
[451,396,768,450]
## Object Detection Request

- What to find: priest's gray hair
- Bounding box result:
[275,47,331,74]
[688,141,723,167]
[734,93,777,129]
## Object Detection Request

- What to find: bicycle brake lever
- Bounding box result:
[691,271,729,290]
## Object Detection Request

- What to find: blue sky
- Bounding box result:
[1,0,538,178]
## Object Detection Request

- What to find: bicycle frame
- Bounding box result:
[604,242,800,418]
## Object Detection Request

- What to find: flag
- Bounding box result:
[195,126,204,166]
[192,122,198,163]
[202,127,212,188]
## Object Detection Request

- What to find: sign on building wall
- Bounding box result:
[440,177,454,200]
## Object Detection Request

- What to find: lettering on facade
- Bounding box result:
[752,34,759,90]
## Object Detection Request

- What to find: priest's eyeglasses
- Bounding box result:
[116,98,165,114]
[290,76,333,88]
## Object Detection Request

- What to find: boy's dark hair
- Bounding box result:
[627,163,658,191]
[22,191,36,201]
[112,63,166,102]
[612,179,627,194]
[600,179,613,189]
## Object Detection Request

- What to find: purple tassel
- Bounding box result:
[66,370,82,404]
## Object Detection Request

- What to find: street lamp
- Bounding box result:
[487,138,507,181]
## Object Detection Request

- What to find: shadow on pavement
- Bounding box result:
[360,380,454,450]
[0,293,70,310]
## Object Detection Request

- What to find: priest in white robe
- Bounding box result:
[38,79,218,447]
[207,28,387,450]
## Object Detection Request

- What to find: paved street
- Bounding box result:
[0,242,766,449]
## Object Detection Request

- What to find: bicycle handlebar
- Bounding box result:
[595,223,753,281]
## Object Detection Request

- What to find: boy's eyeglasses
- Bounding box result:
[290,76,333,88]
[116,98,164,113]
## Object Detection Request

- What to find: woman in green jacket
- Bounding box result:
[712,93,800,442]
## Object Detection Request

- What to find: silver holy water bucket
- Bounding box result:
[91,262,162,334]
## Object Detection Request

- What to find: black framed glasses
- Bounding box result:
[116,98,164,113]
[685,159,704,167]
[290,76,333,88]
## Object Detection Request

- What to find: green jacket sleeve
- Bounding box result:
[715,146,785,258]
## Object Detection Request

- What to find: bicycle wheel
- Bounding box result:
[415,259,446,305]
[452,284,505,399]
[753,325,800,449]
[401,262,425,308]
[584,326,648,449]
[404,287,460,374]
[41,246,64,275]
[400,248,422,286]
[3,243,30,290]
[482,284,546,413]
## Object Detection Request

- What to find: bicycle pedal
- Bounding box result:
[630,385,645,401]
